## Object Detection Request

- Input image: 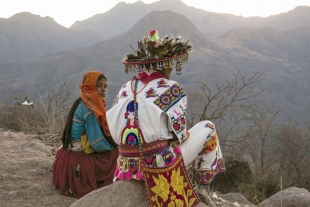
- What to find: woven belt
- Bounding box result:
[118,140,168,157]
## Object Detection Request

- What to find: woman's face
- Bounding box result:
[96,78,108,98]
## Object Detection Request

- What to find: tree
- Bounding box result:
[186,71,286,204]
[275,120,310,190]
[37,73,77,134]
[187,71,265,151]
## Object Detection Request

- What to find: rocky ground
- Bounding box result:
[0,129,242,207]
[2,129,310,207]
[0,129,76,207]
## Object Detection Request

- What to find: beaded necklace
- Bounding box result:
[133,79,144,168]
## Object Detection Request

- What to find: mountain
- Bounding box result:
[70,0,246,38]
[282,24,310,49]
[0,12,102,63]
[1,10,310,122]
[70,0,310,38]
[222,27,310,62]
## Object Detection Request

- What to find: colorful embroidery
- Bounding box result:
[157,79,169,88]
[153,83,185,112]
[160,149,175,165]
[121,90,128,98]
[197,157,204,169]
[121,100,144,145]
[143,155,200,207]
[205,122,215,130]
[145,87,158,98]
[112,94,120,106]
[116,141,170,181]
[170,112,186,134]
[121,128,140,145]
[128,158,140,173]
[143,155,157,167]
[173,109,181,116]
[200,132,218,155]
[196,158,225,185]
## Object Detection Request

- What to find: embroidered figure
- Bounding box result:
[145,87,158,98]
[121,100,145,145]
[121,90,128,98]
[157,79,169,88]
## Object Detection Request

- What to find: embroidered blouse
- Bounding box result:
[107,77,187,145]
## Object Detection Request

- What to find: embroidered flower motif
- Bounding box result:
[171,167,187,195]
[151,174,170,202]
[168,197,184,207]
[179,115,186,125]
[173,121,181,132]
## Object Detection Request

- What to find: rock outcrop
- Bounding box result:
[258,187,310,207]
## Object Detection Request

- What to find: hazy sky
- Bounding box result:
[1,0,310,28]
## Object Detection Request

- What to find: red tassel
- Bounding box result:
[135,171,144,180]
[126,171,132,180]
[173,146,181,154]
[119,171,126,180]
[114,168,120,177]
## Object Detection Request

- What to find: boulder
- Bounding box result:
[216,192,256,207]
[70,180,208,207]
[258,187,310,207]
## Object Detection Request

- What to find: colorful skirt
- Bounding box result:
[52,147,118,198]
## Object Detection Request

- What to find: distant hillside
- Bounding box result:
[222,27,310,62]
[70,0,310,38]
[0,12,102,63]
[1,10,310,123]
[70,0,246,38]
[282,24,310,49]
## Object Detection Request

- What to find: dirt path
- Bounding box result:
[0,129,76,207]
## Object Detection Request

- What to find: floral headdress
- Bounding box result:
[122,30,192,75]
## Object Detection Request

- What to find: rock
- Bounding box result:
[21,141,52,155]
[28,169,48,175]
[258,187,310,207]
[70,180,208,207]
[216,193,255,206]
[20,157,53,169]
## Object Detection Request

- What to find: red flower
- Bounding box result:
[149,30,156,36]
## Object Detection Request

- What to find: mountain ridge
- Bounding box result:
[0,12,103,63]
[1,10,309,122]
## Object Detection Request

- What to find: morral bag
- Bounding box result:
[142,154,200,207]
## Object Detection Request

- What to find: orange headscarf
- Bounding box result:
[79,71,111,136]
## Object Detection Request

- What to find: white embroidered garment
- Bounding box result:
[106,77,225,184]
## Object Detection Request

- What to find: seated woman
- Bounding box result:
[52,71,118,198]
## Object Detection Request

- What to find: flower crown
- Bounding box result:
[122,30,192,75]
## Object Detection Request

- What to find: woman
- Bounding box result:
[52,71,118,198]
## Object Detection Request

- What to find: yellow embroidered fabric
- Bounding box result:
[143,154,200,207]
